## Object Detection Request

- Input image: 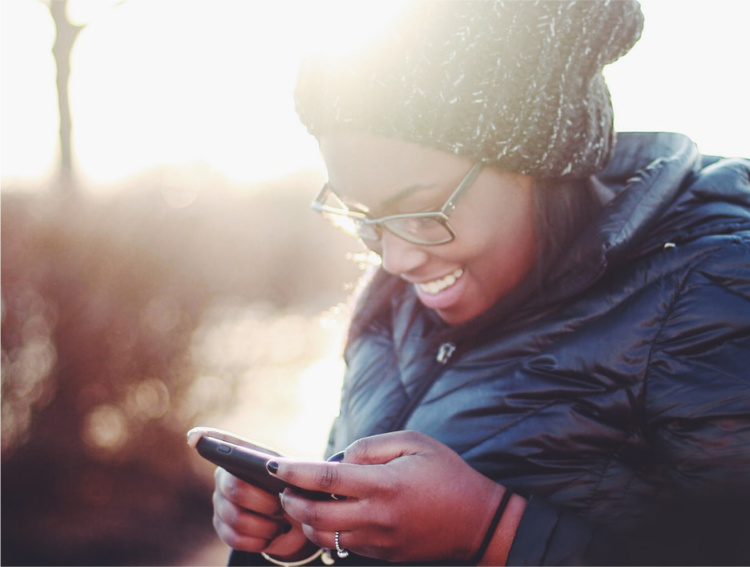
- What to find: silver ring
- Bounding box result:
[334,531,349,559]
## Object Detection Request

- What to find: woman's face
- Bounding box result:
[320,133,538,325]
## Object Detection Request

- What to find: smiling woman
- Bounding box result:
[2,2,749,567]
[211,2,750,566]
[1,0,749,191]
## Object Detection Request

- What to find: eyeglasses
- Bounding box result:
[311,163,483,246]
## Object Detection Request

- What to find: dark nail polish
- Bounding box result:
[328,450,345,463]
[266,460,279,475]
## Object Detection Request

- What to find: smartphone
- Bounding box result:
[187,426,334,500]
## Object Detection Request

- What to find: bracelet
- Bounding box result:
[471,488,513,565]
[261,548,325,567]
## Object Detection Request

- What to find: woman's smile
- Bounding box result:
[320,132,538,325]
[415,268,464,295]
[412,267,468,314]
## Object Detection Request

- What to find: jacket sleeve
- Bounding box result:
[508,236,750,566]
[505,496,612,566]
[636,236,750,564]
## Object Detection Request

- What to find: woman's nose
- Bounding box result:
[379,230,429,276]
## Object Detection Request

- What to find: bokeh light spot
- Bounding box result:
[83,404,128,451]
[127,378,171,420]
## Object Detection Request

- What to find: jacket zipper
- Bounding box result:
[436,342,456,364]
[391,342,457,431]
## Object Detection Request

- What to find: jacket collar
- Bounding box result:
[540,132,701,303]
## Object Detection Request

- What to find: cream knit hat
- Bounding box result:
[295,0,643,179]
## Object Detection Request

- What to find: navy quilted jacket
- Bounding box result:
[326,133,750,565]
[230,133,750,566]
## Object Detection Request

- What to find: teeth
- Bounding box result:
[417,269,463,295]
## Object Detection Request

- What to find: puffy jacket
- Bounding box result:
[230,133,750,566]
[325,133,750,565]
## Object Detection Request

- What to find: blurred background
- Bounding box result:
[1,1,749,565]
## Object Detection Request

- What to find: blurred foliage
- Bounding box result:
[1,171,362,565]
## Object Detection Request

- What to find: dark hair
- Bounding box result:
[531,176,602,287]
[345,175,602,345]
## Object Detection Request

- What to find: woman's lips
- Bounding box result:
[416,268,464,295]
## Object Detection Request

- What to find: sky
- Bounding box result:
[1,0,749,193]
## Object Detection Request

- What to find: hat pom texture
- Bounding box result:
[295,0,644,178]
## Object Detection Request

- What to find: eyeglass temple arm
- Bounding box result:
[441,163,483,216]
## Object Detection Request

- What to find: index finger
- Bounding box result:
[269,458,389,500]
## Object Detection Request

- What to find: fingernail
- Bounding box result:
[266,460,279,475]
[327,450,345,463]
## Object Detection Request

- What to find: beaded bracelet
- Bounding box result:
[471,489,514,564]
[261,548,328,567]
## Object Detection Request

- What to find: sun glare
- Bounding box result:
[295,0,407,58]
[1,0,748,190]
[69,0,407,189]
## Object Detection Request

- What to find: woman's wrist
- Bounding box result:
[477,492,526,566]
[471,488,514,564]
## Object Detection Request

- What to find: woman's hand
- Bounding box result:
[212,467,314,560]
[269,430,510,563]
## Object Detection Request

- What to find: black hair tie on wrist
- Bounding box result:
[471,489,513,565]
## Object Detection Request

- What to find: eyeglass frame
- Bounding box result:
[310,163,483,246]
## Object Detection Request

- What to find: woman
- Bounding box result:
[212,1,750,565]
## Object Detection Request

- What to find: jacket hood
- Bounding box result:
[530,132,749,305]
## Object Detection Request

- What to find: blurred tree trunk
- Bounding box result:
[50,0,84,197]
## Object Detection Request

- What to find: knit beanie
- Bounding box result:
[295,0,644,179]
